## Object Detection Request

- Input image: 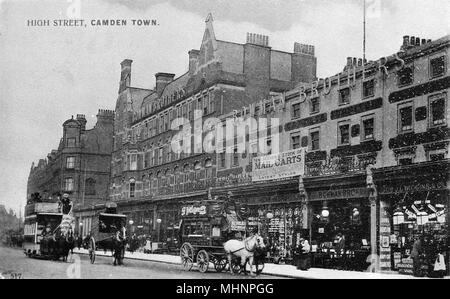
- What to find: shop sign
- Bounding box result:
[181,205,207,216]
[308,187,369,201]
[378,181,446,195]
[397,259,414,275]
[252,148,305,182]
[230,221,246,231]
[305,155,368,177]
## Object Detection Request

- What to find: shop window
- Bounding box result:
[64,178,74,192]
[339,88,350,105]
[310,129,320,151]
[398,103,413,133]
[429,95,446,127]
[363,79,375,98]
[66,156,75,169]
[292,103,301,119]
[430,56,446,78]
[397,66,414,87]
[362,116,375,140]
[85,178,96,195]
[310,98,320,114]
[338,122,350,146]
[291,134,301,149]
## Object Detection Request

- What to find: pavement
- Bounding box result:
[73,248,447,279]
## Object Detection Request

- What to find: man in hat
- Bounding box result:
[60,193,73,215]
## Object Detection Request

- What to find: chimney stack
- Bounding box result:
[188,49,200,75]
[155,73,175,95]
[246,32,269,47]
[76,114,87,131]
[119,59,133,94]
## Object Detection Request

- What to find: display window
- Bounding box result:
[309,198,371,271]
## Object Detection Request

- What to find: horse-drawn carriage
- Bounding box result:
[179,199,266,275]
[84,203,127,265]
[23,202,74,261]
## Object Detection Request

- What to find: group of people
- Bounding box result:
[411,235,447,278]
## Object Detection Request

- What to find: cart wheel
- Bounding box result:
[214,257,228,273]
[89,237,96,264]
[180,243,194,271]
[196,250,209,273]
[231,259,242,274]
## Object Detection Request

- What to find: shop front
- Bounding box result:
[305,185,372,271]
[376,162,450,276]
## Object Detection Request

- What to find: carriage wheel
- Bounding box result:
[88,237,96,264]
[231,259,243,274]
[214,257,228,273]
[196,250,209,273]
[180,243,194,271]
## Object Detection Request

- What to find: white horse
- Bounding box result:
[223,234,265,276]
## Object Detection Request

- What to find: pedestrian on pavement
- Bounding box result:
[411,237,424,277]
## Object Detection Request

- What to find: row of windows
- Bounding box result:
[135,92,216,141]
[290,54,447,120]
[63,178,96,195]
[398,93,447,133]
[291,79,376,119]
[290,115,376,152]
[125,160,213,197]
[398,55,447,88]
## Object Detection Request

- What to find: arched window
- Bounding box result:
[183,164,190,183]
[173,166,179,185]
[164,169,170,186]
[194,161,201,180]
[85,178,96,195]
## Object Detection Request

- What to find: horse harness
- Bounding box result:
[229,236,257,254]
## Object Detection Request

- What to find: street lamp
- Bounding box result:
[321,202,330,218]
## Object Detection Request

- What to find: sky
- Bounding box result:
[0,0,449,216]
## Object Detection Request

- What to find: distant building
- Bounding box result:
[27,110,114,233]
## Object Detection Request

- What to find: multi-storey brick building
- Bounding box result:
[74,12,447,275]
[27,110,115,234]
[100,15,317,248]
[259,34,449,274]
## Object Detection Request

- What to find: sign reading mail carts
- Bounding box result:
[252,148,306,182]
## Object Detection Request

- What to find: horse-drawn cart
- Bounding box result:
[85,203,127,265]
[179,199,265,275]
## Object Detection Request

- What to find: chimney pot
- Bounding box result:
[410,36,415,46]
[358,58,363,66]
[427,39,432,43]
[403,35,410,46]
[415,37,421,46]
[421,39,427,45]
[347,57,353,66]
[353,58,357,66]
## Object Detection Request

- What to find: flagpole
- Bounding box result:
[363,0,366,63]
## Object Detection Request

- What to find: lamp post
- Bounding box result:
[156,218,162,243]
